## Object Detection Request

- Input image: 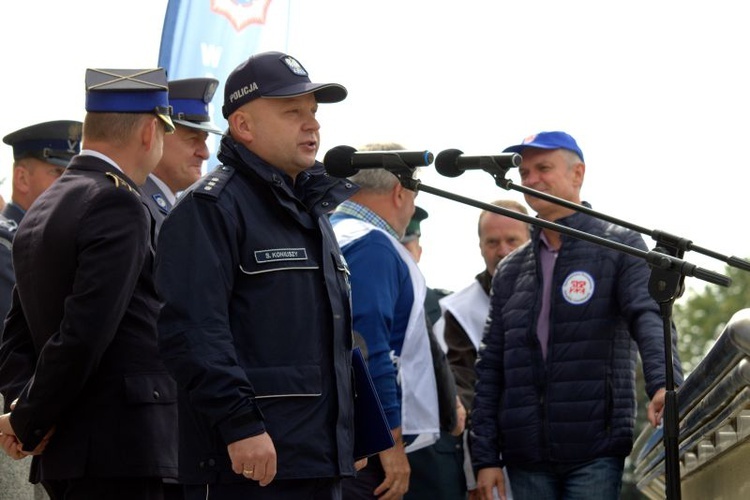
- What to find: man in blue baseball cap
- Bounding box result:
[471,131,682,500]
[142,77,222,239]
[0,67,178,499]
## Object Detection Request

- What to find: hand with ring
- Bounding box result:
[228,432,277,486]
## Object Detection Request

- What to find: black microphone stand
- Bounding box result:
[380,156,735,500]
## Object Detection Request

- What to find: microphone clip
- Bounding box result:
[380,154,420,189]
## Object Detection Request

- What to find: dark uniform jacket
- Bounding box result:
[0,203,23,331]
[472,210,683,469]
[0,154,178,481]
[0,215,17,332]
[1,202,25,225]
[155,135,359,484]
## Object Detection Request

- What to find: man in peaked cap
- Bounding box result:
[0,68,178,500]
[142,77,222,239]
[400,206,428,264]
[0,119,81,500]
[2,120,82,224]
[155,51,365,500]
[0,120,82,319]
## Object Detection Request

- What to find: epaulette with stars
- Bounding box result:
[193,165,235,201]
[105,172,137,195]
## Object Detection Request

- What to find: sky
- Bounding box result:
[1,0,748,303]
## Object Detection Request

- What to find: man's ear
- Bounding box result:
[393,181,415,209]
[13,161,31,196]
[572,161,585,189]
[391,181,405,207]
[141,117,159,151]
[228,110,254,143]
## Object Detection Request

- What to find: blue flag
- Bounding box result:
[158,0,285,167]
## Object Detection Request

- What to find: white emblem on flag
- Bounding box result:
[562,271,595,305]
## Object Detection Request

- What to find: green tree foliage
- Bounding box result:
[673,262,750,374]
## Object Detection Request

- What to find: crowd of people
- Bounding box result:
[0,51,681,500]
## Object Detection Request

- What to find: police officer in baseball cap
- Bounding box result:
[155,51,365,500]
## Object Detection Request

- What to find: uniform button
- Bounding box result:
[321,201,330,207]
[153,390,161,400]
[344,183,353,188]
[34,429,43,437]
[199,461,206,468]
[208,458,216,466]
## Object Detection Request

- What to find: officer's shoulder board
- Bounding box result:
[105,172,137,195]
[0,217,17,252]
[193,165,235,201]
[0,217,17,234]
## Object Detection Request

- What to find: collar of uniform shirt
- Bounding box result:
[335,200,400,240]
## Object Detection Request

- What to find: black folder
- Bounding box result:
[352,346,395,459]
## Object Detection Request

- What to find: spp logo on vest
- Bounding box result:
[562,271,595,305]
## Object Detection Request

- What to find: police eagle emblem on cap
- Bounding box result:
[282,56,308,76]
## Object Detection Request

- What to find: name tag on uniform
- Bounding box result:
[254,248,308,263]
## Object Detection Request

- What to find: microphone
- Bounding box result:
[435,148,522,178]
[324,145,434,178]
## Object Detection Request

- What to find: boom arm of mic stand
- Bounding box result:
[400,179,731,288]
[489,172,750,273]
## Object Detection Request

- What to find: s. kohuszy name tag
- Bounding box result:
[254,248,308,263]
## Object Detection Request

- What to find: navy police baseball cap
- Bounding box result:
[222,51,347,118]
[85,68,175,133]
[168,78,222,134]
[503,131,584,162]
[3,120,82,167]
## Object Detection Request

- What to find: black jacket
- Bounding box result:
[0,154,178,481]
[0,216,17,338]
[155,135,359,483]
[472,210,683,469]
